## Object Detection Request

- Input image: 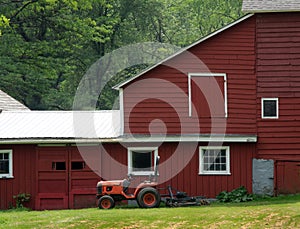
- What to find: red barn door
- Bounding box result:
[276,161,300,194]
[68,146,101,209]
[35,146,101,210]
[35,147,69,210]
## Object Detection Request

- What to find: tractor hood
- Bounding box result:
[97,180,125,187]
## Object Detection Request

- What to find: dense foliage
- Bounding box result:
[216,186,254,203]
[0,0,244,110]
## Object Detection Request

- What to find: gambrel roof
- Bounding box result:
[0,90,29,111]
[242,0,300,13]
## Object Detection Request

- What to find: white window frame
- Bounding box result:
[199,146,230,175]
[188,73,228,118]
[128,147,158,176]
[261,98,279,119]
[0,149,13,178]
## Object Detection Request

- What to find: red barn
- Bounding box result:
[1,0,300,210]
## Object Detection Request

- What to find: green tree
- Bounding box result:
[0,0,114,109]
[0,0,243,110]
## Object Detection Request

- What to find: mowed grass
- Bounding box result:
[1,195,300,229]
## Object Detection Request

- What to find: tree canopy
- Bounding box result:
[0,0,243,110]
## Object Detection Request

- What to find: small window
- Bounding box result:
[128,147,158,176]
[199,146,230,175]
[52,162,66,170]
[0,150,13,178]
[71,161,85,170]
[262,98,278,119]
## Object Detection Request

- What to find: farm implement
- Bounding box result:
[96,156,210,209]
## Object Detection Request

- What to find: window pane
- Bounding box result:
[71,161,85,170]
[132,151,151,171]
[52,162,66,170]
[220,150,226,157]
[221,164,226,170]
[202,148,228,173]
[0,161,9,174]
[221,156,226,164]
[4,153,9,160]
[209,163,215,171]
[263,100,277,117]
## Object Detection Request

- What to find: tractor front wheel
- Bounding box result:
[137,187,161,208]
[98,195,115,209]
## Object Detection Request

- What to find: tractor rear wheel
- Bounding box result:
[98,195,115,209]
[137,187,161,208]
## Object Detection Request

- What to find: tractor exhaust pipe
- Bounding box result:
[153,156,160,182]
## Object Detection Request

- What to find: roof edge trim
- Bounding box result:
[113,13,254,90]
[0,138,122,144]
[121,134,257,143]
[243,10,300,13]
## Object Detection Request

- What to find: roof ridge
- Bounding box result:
[242,0,300,13]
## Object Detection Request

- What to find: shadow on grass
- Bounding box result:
[106,194,300,211]
[0,207,31,213]
[212,193,300,208]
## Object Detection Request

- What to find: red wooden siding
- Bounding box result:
[191,76,225,118]
[0,145,36,210]
[157,142,256,198]
[123,16,256,135]
[256,13,300,160]
[0,141,255,209]
[0,143,128,210]
[276,161,300,194]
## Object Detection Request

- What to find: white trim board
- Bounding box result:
[261,98,279,119]
[119,88,124,135]
[127,147,158,176]
[121,135,257,143]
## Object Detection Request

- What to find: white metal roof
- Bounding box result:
[0,110,121,143]
[242,0,300,13]
[0,90,30,111]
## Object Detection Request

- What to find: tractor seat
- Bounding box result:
[123,179,131,193]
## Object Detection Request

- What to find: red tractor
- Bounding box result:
[96,156,161,209]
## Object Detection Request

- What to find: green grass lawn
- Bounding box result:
[1,195,300,229]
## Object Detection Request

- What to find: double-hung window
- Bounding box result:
[128,147,158,176]
[0,150,13,178]
[199,146,230,175]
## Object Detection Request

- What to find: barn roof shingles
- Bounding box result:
[242,0,300,12]
[0,90,30,111]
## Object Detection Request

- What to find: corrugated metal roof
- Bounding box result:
[0,110,120,142]
[0,90,30,111]
[242,0,300,12]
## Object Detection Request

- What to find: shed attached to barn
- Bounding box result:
[1,0,300,210]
